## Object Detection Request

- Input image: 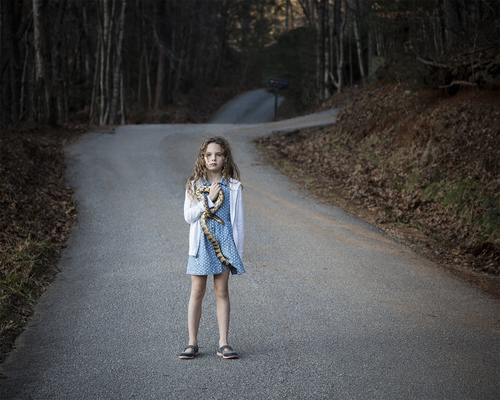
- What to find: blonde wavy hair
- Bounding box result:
[186,136,241,200]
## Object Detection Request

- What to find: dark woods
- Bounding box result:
[1,0,499,128]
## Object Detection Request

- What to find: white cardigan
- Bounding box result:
[184,178,244,259]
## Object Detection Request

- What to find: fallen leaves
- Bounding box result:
[0,124,83,362]
[257,83,500,280]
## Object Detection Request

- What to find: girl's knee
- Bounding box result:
[191,280,207,299]
[191,284,206,295]
[214,285,229,300]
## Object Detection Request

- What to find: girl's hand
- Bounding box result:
[209,182,221,202]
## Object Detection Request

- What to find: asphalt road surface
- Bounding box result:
[1,90,499,399]
[210,88,285,123]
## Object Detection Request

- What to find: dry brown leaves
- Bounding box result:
[0,126,81,249]
[257,83,500,292]
[0,124,83,361]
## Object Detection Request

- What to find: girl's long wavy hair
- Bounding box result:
[186,136,241,200]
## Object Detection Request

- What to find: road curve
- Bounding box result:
[210,88,285,123]
[1,111,499,399]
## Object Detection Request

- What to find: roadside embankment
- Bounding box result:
[257,83,500,298]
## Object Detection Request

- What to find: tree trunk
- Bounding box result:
[285,0,290,32]
[33,0,56,124]
[120,70,125,124]
[155,0,171,109]
[367,30,372,76]
[310,0,316,27]
[51,0,66,122]
[146,42,154,110]
[89,36,101,125]
[352,0,366,81]
[331,0,346,93]
[298,0,314,28]
[4,0,22,124]
[317,0,328,100]
[215,0,230,86]
[109,0,126,125]
[137,1,144,104]
[99,0,113,125]
[348,17,353,86]
[443,0,462,52]
[19,34,30,123]
[0,1,4,126]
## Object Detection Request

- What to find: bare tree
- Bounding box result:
[351,0,366,81]
[51,0,66,121]
[331,0,347,93]
[154,0,171,109]
[33,0,56,124]
[317,0,328,99]
[109,0,126,124]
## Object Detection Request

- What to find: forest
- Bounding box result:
[1,0,499,126]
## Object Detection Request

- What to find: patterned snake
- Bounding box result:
[195,185,233,268]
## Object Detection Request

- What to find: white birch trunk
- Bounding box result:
[353,17,365,79]
[335,0,347,93]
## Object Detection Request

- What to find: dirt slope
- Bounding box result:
[258,82,500,298]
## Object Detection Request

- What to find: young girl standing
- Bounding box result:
[180,136,245,359]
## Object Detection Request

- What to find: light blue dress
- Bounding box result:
[186,179,245,276]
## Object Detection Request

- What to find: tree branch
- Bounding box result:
[439,80,476,89]
[416,57,449,69]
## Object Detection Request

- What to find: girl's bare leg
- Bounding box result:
[213,267,231,347]
[187,275,207,350]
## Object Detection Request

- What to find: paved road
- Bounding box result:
[210,88,284,123]
[1,93,499,399]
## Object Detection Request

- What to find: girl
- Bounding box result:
[180,136,245,359]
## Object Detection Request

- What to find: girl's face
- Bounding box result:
[204,142,224,175]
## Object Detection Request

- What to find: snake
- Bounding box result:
[195,185,233,268]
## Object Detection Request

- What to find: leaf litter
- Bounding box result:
[257,82,500,298]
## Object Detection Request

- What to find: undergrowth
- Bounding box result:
[0,126,80,362]
[0,238,57,334]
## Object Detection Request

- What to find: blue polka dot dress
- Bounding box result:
[187,179,245,276]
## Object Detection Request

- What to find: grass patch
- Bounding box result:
[0,237,57,336]
[442,180,472,207]
[481,201,500,238]
[421,181,443,201]
[404,173,422,192]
